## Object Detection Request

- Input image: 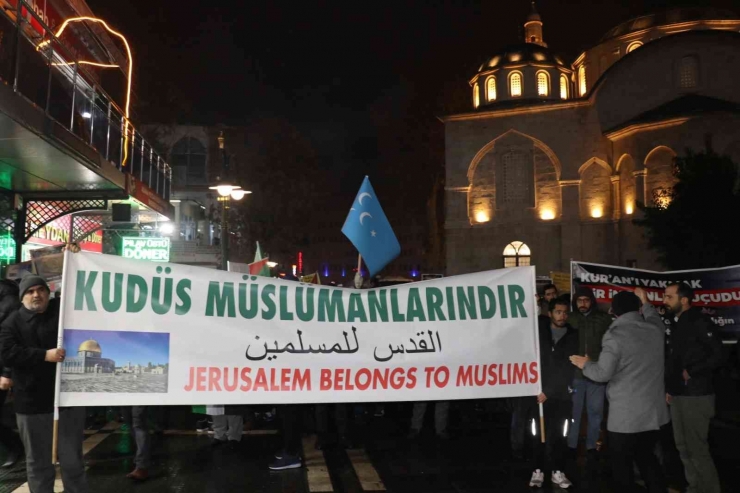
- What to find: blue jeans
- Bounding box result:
[568,378,605,450]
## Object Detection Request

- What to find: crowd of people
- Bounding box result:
[526,282,723,492]
[0,246,729,492]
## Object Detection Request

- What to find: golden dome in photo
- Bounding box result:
[78,339,102,354]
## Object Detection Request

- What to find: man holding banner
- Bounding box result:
[528,297,578,489]
[0,273,88,493]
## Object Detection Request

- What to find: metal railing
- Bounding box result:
[0,1,171,201]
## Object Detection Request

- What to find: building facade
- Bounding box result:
[62,339,115,374]
[443,6,740,276]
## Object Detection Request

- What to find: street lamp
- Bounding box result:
[209,131,251,270]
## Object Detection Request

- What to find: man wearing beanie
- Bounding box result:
[570,288,669,493]
[567,286,611,477]
[0,267,88,493]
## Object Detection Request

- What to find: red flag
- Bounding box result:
[248,258,269,275]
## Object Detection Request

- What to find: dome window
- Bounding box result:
[532,52,546,62]
[678,55,698,89]
[560,74,569,99]
[473,82,480,108]
[509,52,522,62]
[489,56,501,67]
[626,41,643,53]
[486,76,497,101]
[578,65,587,96]
[536,71,549,97]
[509,72,522,97]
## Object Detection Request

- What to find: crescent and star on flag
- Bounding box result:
[350,192,377,237]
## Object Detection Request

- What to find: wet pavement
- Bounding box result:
[0,400,738,492]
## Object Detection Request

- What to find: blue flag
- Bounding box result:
[342,176,401,277]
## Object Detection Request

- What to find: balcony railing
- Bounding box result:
[0,1,171,201]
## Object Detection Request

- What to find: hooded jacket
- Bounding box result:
[0,280,20,378]
[569,287,612,380]
[538,316,579,401]
[665,307,722,396]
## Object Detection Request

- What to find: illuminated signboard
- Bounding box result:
[0,231,15,264]
[121,237,170,262]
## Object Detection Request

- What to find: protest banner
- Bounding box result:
[571,261,740,338]
[57,252,541,406]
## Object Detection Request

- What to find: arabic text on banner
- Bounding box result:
[571,261,740,337]
[58,253,541,406]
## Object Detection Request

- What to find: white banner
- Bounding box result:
[58,252,541,406]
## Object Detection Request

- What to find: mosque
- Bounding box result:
[61,339,115,374]
[443,5,740,275]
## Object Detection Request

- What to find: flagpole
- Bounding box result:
[357,254,362,274]
[539,402,545,443]
[52,249,73,464]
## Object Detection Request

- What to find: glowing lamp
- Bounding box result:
[209,184,240,197]
[591,207,603,218]
[625,203,634,215]
[474,211,490,223]
[159,223,174,235]
[267,261,278,268]
[81,112,92,119]
[230,190,251,200]
[540,209,555,220]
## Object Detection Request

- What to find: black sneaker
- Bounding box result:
[269,453,301,470]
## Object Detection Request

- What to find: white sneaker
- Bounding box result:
[551,470,572,489]
[529,469,544,488]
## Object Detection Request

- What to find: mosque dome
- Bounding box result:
[600,7,738,42]
[78,339,102,354]
[478,43,566,73]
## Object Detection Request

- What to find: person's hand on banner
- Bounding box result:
[0,377,11,390]
[634,287,648,305]
[536,392,547,404]
[682,369,691,382]
[45,348,65,363]
[666,393,673,405]
[63,243,81,254]
[569,355,589,369]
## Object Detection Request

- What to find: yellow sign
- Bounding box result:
[550,271,571,295]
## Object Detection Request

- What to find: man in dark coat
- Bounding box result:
[567,287,611,469]
[0,279,22,467]
[664,282,722,493]
[527,297,578,489]
[0,273,87,493]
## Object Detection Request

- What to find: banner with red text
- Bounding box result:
[58,253,541,406]
[571,261,740,338]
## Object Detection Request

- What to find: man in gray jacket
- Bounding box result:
[570,288,669,493]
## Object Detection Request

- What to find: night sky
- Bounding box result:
[86,0,737,245]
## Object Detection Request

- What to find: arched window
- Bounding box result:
[578,65,587,97]
[503,241,531,267]
[678,55,698,89]
[171,137,206,186]
[559,74,568,99]
[536,71,549,97]
[473,83,480,108]
[486,76,497,101]
[509,72,522,97]
[626,41,642,53]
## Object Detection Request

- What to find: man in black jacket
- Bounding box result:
[0,274,87,493]
[527,297,578,489]
[663,282,722,493]
[0,279,22,467]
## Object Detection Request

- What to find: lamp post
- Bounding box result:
[209,131,251,270]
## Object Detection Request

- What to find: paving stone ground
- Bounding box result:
[0,401,738,492]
